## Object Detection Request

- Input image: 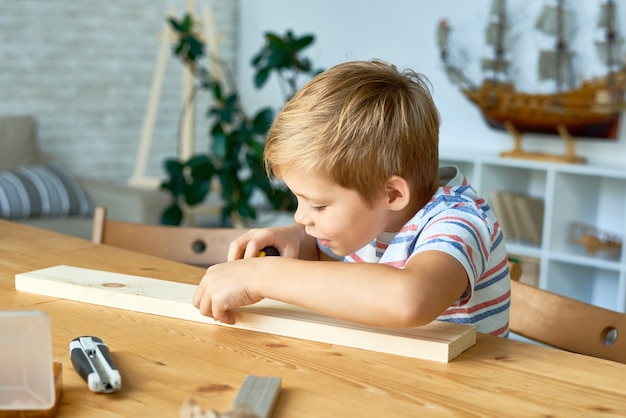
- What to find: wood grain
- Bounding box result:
[15,265,476,363]
[3,219,626,417]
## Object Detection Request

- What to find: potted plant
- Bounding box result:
[160,14,323,226]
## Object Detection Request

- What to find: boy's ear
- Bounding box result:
[385,175,411,210]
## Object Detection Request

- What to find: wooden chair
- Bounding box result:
[92,206,247,266]
[508,261,626,364]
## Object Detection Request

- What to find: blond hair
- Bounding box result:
[264,60,440,205]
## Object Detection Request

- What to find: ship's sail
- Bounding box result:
[482,0,510,76]
[595,1,623,70]
[535,2,576,90]
[537,50,575,83]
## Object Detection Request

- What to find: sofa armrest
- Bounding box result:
[78,177,170,225]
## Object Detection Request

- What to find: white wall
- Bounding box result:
[237,0,626,168]
[1,0,238,182]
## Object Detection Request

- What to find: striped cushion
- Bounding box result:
[0,163,93,219]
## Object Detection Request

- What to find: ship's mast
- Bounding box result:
[555,0,566,92]
[484,0,508,82]
[603,0,618,69]
[596,0,623,75]
[536,0,575,92]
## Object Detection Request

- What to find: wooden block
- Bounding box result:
[15,265,476,363]
[231,375,281,418]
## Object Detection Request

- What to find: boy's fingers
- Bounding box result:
[227,240,246,261]
[212,304,236,325]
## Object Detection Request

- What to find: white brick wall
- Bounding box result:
[0,0,238,183]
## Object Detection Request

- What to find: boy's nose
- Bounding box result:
[293,206,311,226]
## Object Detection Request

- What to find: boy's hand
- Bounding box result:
[192,260,263,325]
[227,225,307,261]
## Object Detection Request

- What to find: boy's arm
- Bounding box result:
[193,249,468,327]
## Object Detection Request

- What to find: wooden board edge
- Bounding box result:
[15,265,475,362]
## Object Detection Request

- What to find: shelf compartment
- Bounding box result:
[548,250,621,272]
[479,163,547,198]
[549,172,625,263]
[544,261,620,311]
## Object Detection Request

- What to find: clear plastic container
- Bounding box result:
[0,310,55,410]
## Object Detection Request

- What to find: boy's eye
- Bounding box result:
[311,205,327,212]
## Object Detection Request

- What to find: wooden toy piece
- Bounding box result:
[180,376,280,418]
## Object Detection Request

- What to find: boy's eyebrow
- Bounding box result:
[292,191,326,203]
[293,191,313,200]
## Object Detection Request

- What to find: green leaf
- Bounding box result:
[164,159,184,177]
[298,57,312,72]
[293,34,315,51]
[168,17,183,33]
[248,140,264,161]
[266,33,285,47]
[185,180,211,205]
[185,36,205,61]
[210,93,239,124]
[247,163,273,195]
[161,203,184,225]
[236,199,256,220]
[250,52,262,66]
[240,179,255,201]
[188,155,214,181]
[182,14,193,32]
[211,123,227,159]
[161,159,186,197]
[212,82,223,101]
[267,49,288,68]
[254,67,271,88]
[252,108,274,134]
[218,168,238,201]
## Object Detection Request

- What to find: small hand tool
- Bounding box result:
[70,336,121,393]
[257,246,280,257]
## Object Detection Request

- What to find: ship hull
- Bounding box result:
[462,74,625,140]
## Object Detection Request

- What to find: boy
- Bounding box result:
[193,60,510,336]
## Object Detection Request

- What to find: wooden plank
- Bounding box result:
[15,265,476,363]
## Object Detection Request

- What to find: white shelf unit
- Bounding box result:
[440,150,626,313]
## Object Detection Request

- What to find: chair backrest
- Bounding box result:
[508,261,626,364]
[92,206,247,266]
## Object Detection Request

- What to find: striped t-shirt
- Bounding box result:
[325,166,511,336]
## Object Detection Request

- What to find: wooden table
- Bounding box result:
[2,219,625,417]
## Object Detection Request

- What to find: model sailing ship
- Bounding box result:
[438,0,626,163]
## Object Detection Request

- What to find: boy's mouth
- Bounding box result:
[317,238,332,247]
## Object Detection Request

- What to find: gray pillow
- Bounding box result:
[0,162,93,219]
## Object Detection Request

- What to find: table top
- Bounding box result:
[2,219,625,417]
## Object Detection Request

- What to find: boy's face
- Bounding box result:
[283,171,392,256]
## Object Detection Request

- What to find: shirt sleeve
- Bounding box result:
[411,205,493,303]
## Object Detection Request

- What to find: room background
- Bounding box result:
[238,0,626,168]
[1,0,237,182]
[2,0,625,186]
